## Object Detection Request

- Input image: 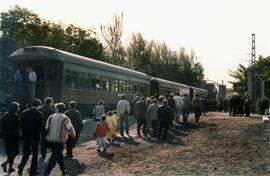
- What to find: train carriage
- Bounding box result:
[5,46,208,117]
[151,77,190,96]
[7,46,151,115]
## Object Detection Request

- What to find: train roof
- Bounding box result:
[8,46,150,81]
[151,77,190,88]
[191,86,208,93]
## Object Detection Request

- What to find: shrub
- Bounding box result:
[256,96,270,115]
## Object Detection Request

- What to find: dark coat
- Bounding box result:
[134,100,147,119]
[64,109,84,134]
[1,112,20,139]
[158,104,171,122]
[40,104,54,125]
[20,108,44,140]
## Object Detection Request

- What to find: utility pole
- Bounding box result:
[251,33,256,111]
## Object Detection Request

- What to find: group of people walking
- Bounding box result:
[0,92,208,175]
[0,98,83,176]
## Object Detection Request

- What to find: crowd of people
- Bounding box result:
[0,92,208,175]
[0,98,83,176]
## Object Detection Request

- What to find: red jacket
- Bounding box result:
[96,121,110,137]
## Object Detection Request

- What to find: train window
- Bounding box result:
[78,72,85,89]
[71,70,77,89]
[95,75,101,90]
[110,78,114,92]
[119,80,123,92]
[65,70,72,88]
[101,76,106,91]
[122,80,125,93]
[85,73,90,89]
[126,81,130,93]
[133,82,138,93]
[91,74,96,90]
[106,77,110,91]
[114,79,118,92]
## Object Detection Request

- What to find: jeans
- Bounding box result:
[119,114,129,135]
[45,143,66,175]
[97,137,106,150]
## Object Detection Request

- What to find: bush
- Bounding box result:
[256,96,270,115]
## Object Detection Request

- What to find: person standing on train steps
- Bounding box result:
[44,103,75,176]
[13,69,23,102]
[40,97,55,159]
[1,102,20,174]
[27,67,37,103]
[64,101,84,158]
[117,95,130,136]
[18,99,44,176]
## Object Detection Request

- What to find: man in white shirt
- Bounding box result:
[117,95,130,136]
[174,92,183,123]
[27,67,37,102]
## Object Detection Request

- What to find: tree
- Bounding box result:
[100,13,124,64]
[256,56,270,82]
[0,5,42,47]
[228,64,247,93]
[0,5,103,60]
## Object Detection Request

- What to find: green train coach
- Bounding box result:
[5,46,208,117]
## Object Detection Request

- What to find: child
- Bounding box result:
[106,111,117,142]
[95,115,110,153]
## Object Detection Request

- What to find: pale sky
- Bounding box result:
[1,0,270,88]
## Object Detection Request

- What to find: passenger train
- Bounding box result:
[3,46,208,115]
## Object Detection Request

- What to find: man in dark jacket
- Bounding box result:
[64,101,84,158]
[39,97,54,159]
[18,99,44,176]
[157,97,171,141]
[134,97,147,136]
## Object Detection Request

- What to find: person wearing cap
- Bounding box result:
[64,101,83,158]
[117,95,130,136]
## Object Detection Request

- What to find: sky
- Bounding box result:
[1,0,270,88]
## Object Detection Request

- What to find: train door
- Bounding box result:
[10,60,45,104]
[44,60,63,102]
[150,79,159,96]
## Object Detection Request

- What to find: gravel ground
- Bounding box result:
[1,112,270,176]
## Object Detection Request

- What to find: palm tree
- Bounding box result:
[228,64,247,93]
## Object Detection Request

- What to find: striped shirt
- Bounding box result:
[46,113,75,143]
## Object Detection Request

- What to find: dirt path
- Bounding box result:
[1,112,270,175]
[66,112,270,176]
